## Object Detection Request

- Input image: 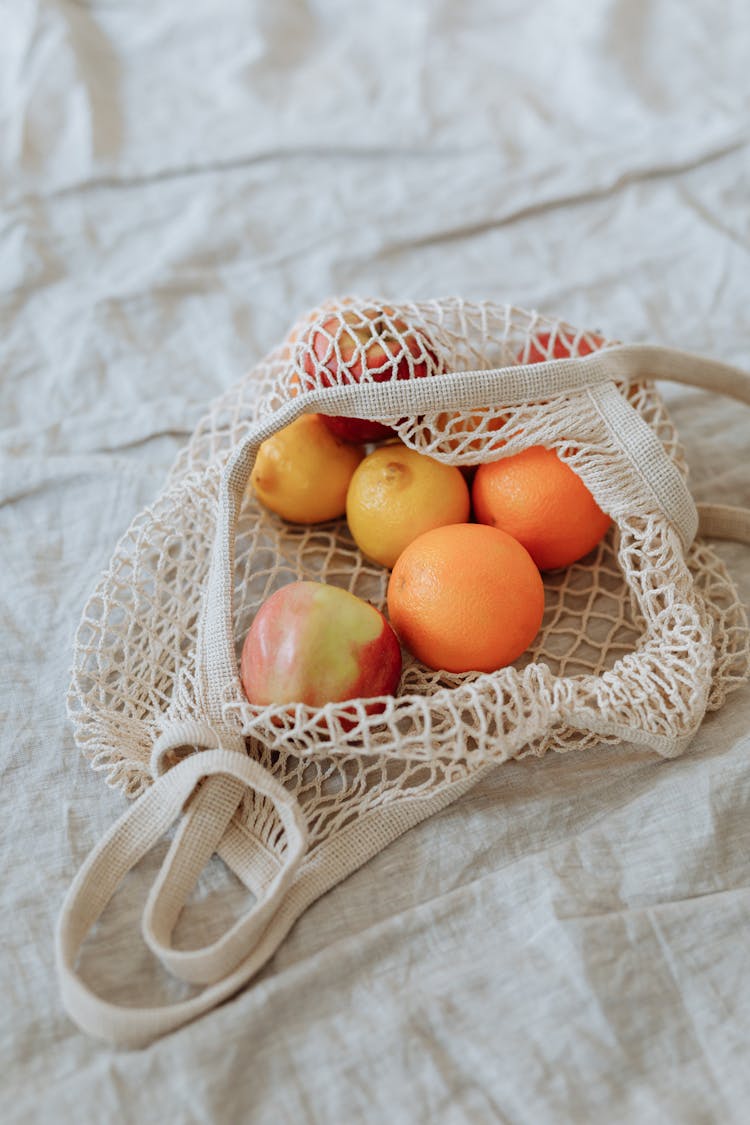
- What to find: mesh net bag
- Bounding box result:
[57,297,750,1046]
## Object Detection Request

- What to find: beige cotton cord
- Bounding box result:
[59,298,750,1046]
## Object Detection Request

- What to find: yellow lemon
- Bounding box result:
[346,443,470,568]
[250,413,364,523]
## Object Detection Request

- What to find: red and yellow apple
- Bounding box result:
[518,328,605,365]
[301,306,439,443]
[240,580,402,710]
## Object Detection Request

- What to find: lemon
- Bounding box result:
[346,443,470,568]
[251,413,364,523]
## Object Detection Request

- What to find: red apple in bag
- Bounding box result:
[301,306,440,443]
[518,328,605,365]
[240,581,402,712]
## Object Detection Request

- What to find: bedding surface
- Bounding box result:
[1,1,749,1121]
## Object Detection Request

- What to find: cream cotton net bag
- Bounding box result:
[57,298,750,1047]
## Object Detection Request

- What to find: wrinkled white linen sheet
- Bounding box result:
[1,1,749,1120]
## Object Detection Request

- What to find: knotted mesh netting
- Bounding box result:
[68,298,750,863]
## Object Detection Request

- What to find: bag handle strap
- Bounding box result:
[56,742,307,1046]
[622,345,750,405]
[629,346,750,546]
[697,503,750,545]
[586,379,699,547]
[298,343,750,414]
[141,723,306,985]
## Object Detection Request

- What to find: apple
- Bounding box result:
[322,414,394,445]
[240,580,402,710]
[301,306,439,443]
[518,328,605,365]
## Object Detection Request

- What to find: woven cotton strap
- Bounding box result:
[56,741,307,1045]
[697,503,750,545]
[140,723,307,986]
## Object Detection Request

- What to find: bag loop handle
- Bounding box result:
[56,742,307,1044]
[697,503,750,545]
[142,723,306,986]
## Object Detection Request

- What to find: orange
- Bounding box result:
[346,444,470,568]
[387,523,544,673]
[472,446,611,570]
[250,413,364,523]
